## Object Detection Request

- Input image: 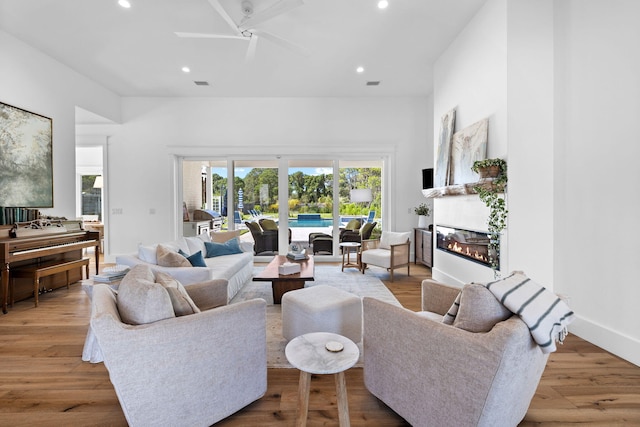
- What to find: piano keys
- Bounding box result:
[1,220,100,314]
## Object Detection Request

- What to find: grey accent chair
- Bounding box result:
[362,279,549,427]
[90,273,267,427]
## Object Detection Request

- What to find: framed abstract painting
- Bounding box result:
[434,108,456,187]
[0,102,53,207]
[449,118,488,185]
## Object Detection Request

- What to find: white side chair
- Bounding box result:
[360,231,411,281]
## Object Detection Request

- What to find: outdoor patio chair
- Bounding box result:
[364,210,376,223]
[245,221,278,254]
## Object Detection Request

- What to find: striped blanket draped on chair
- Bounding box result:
[484,271,575,354]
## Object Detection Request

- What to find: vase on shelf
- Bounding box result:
[418,215,429,229]
[477,165,501,179]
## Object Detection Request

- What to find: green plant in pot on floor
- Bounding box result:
[471,158,507,276]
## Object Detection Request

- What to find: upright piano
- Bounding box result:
[0,220,100,314]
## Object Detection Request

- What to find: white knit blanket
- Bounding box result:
[484,271,575,354]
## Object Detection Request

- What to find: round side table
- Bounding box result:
[285,332,360,426]
[339,242,361,271]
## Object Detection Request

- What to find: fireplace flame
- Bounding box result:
[447,241,489,262]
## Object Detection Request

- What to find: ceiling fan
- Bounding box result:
[175,0,308,62]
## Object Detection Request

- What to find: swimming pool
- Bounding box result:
[288,218,333,228]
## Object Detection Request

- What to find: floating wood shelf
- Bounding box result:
[422,179,506,198]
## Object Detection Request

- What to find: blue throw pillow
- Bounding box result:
[185,250,207,267]
[205,238,242,258]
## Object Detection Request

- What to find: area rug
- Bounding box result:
[230,266,402,368]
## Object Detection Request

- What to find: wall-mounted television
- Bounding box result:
[422,168,434,189]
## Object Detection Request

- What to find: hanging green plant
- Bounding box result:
[472,159,508,276]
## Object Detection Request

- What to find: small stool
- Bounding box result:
[282,285,362,343]
[312,236,333,254]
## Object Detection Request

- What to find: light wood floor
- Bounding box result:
[1,260,639,426]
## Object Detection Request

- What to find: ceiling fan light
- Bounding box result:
[377,0,389,10]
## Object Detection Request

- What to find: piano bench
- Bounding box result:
[11,258,90,308]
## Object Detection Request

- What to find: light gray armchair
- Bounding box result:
[362,279,549,427]
[90,280,267,427]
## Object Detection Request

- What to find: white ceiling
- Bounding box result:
[0,0,486,98]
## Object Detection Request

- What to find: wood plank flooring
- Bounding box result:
[1,260,639,426]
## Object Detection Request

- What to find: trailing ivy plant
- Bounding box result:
[471,158,507,172]
[472,159,508,276]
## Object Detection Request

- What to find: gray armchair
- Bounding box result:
[362,279,548,426]
[90,279,267,427]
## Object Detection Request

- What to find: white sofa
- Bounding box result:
[115,231,254,302]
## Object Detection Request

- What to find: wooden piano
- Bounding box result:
[1,220,100,314]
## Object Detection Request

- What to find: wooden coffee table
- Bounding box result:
[253,255,315,304]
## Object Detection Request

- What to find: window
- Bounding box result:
[181,157,384,255]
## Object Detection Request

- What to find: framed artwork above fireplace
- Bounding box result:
[0,102,53,208]
[449,118,488,185]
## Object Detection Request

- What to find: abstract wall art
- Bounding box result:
[0,102,53,207]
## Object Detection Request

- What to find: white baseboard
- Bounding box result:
[569,315,640,367]
[431,267,464,287]
[433,268,640,367]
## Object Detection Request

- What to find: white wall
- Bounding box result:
[432,0,640,366]
[553,0,640,365]
[432,0,508,285]
[0,30,120,220]
[106,96,431,255]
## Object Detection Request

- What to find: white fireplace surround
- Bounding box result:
[431,195,502,285]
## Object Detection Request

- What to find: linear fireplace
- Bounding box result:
[436,225,499,269]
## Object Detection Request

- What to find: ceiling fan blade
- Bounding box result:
[245,35,259,62]
[239,0,304,31]
[175,32,247,40]
[206,0,241,34]
[252,30,309,57]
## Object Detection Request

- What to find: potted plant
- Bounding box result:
[414,203,431,228]
[471,158,507,179]
[471,159,508,276]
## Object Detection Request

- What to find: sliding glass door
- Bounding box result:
[181,157,384,259]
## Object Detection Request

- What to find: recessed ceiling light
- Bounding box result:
[118,0,131,8]
[182,66,191,73]
[377,1,389,10]
[356,66,364,73]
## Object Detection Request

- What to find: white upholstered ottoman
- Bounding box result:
[282,284,363,343]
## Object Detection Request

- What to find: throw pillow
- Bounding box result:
[185,235,208,255]
[116,265,175,325]
[345,219,361,230]
[210,230,241,243]
[185,250,207,267]
[138,244,158,264]
[156,244,191,268]
[204,238,243,258]
[361,222,376,239]
[452,283,512,333]
[442,292,461,325]
[379,231,410,249]
[154,272,201,316]
[260,219,278,231]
